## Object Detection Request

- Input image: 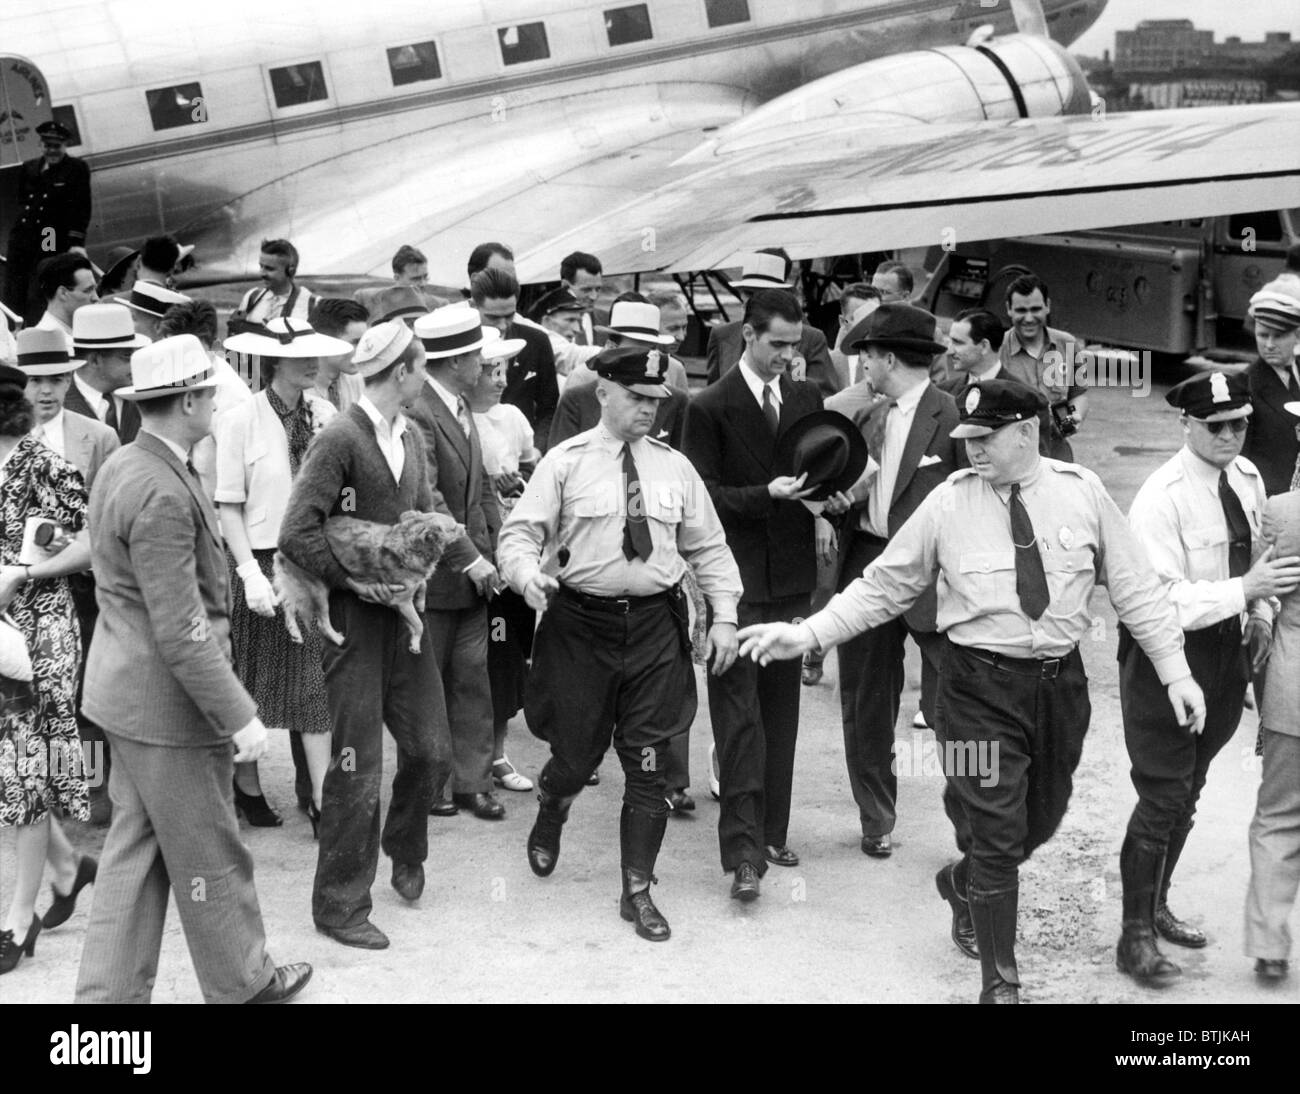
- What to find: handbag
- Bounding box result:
[0,613,33,682]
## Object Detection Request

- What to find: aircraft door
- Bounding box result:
[1,55,55,255]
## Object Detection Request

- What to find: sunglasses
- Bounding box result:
[1198,418,1249,436]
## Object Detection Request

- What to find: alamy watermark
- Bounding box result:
[892,730,999,787]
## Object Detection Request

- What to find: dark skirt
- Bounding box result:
[487,588,534,724]
[229,548,330,733]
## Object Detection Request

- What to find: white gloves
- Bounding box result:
[237,559,279,617]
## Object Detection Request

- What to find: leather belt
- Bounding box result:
[558,585,671,615]
[959,643,1077,680]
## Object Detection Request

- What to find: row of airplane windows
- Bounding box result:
[48,0,753,145]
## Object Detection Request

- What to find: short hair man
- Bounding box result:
[309,297,369,412]
[559,251,603,345]
[237,239,313,324]
[645,289,692,371]
[392,245,428,285]
[1240,279,1300,497]
[531,286,597,380]
[829,282,882,389]
[943,308,1005,398]
[34,253,98,346]
[137,235,191,287]
[467,242,515,282]
[871,262,913,303]
[67,302,149,444]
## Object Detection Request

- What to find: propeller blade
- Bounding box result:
[1010,0,1048,38]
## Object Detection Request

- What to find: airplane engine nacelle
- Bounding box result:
[695,33,1093,157]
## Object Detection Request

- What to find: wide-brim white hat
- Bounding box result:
[72,302,152,353]
[482,331,526,361]
[414,303,488,359]
[596,300,675,346]
[116,280,192,318]
[118,334,220,400]
[729,252,791,290]
[223,317,352,358]
[16,328,83,376]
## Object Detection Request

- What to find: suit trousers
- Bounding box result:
[935,639,1090,892]
[837,532,943,837]
[708,595,808,874]
[75,732,276,1004]
[312,592,450,930]
[1244,729,1300,959]
[424,604,495,796]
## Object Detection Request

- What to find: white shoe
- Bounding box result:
[492,757,534,792]
[912,710,929,729]
[709,743,721,801]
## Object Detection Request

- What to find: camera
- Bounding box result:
[1051,402,1078,438]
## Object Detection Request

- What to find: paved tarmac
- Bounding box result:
[2,367,1296,1004]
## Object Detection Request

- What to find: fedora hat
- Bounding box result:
[414,304,488,359]
[730,252,791,291]
[16,328,83,376]
[118,335,220,401]
[351,321,415,378]
[847,302,947,357]
[773,410,869,501]
[372,285,430,325]
[97,246,140,295]
[72,303,151,354]
[596,300,675,346]
[117,280,191,318]
[223,317,352,358]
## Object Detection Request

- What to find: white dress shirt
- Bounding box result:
[737,355,782,416]
[71,373,127,430]
[31,410,66,459]
[866,379,929,537]
[356,396,406,484]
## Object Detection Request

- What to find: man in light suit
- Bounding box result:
[75,335,309,1003]
[407,307,505,820]
[824,306,967,906]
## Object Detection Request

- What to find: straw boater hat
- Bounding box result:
[117,335,220,401]
[222,316,352,358]
[15,328,83,376]
[116,280,191,319]
[729,252,792,291]
[596,300,675,346]
[414,304,490,358]
[72,303,152,355]
[351,320,415,378]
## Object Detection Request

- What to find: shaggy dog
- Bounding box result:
[274,510,465,653]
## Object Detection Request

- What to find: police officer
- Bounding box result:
[736,379,1206,1003]
[1117,371,1300,985]
[496,345,742,942]
[4,121,93,325]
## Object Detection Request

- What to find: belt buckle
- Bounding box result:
[1040,658,1061,680]
[613,597,631,614]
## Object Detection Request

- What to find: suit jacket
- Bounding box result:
[1261,490,1300,736]
[84,432,257,746]
[549,383,687,451]
[826,381,964,631]
[11,154,92,250]
[1242,358,1300,497]
[64,383,141,445]
[683,364,823,603]
[503,321,560,454]
[704,320,840,397]
[57,410,119,494]
[407,382,500,611]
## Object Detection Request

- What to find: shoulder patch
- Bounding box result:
[1233,455,1262,479]
[645,434,672,450]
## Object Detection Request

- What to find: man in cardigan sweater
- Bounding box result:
[278,322,476,950]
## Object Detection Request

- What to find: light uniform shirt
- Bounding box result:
[807,458,1190,682]
[497,423,743,621]
[1128,446,1271,633]
[71,373,127,431]
[865,379,928,537]
[356,396,406,484]
[31,409,66,458]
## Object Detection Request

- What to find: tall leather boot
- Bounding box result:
[527,789,577,878]
[1116,834,1182,986]
[1154,823,1206,948]
[618,805,671,941]
[968,884,1020,1003]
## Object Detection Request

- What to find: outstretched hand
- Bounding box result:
[736,621,817,666]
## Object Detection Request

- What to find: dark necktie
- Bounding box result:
[103,397,118,433]
[866,398,896,463]
[621,444,654,563]
[1009,484,1050,620]
[761,384,779,435]
[1218,472,1251,579]
[1288,370,1299,400]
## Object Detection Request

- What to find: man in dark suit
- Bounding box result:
[825,305,966,877]
[471,268,560,453]
[65,303,148,444]
[407,306,506,820]
[941,309,1006,401]
[75,335,308,1003]
[4,120,93,325]
[1241,281,1300,498]
[684,288,824,901]
[704,252,840,397]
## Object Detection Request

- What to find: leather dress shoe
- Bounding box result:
[764,844,799,867]
[429,797,459,817]
[1154,902,1207,948]
[935,863,979,960]
[730,862,761,902]
[246,962,313,1004]
[392,861,425,902]
[454,791,505,820]
[981,982,1020,1004]
[861,834,892,858]
[1255,958,1288,983]
[1116,923,1181,987]
[42,854,97,929]
[666,789,695,814]
[316,920,390,950]
[620,871,671,942]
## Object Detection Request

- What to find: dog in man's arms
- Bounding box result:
[275,510,465,653]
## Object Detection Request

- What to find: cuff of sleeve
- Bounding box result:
[460,554,484,575]
[1151,651,1193,687]
[708,598,738,626]
[235,559,262,579]
[1248,598,1275,626]
[803,616,830,654]
[1229,578,1247,617]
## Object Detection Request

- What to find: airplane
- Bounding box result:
[2,0,1298,290]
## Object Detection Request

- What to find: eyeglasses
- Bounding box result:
[1199,418,1249,435]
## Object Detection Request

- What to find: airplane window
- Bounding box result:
[51,105,81,146]
[388,41,442,86]
[1229,211,1283,244]
[606,4,653,46]
[705,0,751,27]
[145,82,206,131]
[499,22,550,65]
[269,62,328,108]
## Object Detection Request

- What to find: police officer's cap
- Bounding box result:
[950,379,1048,439]
[36,121,73,143]
[1165,369,1253,423]
[593,345,671,399]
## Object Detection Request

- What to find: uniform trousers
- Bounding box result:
[75,732,276,1004]
[935,639,1090,892]
[527,589,694,817]
[837,532,943,838]
[1245,729,1300,959]
[1120,620,1248,845]
[424,604,495,796]
[708,594,808,874]
[312,592,450,930]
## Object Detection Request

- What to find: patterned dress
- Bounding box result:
[0,436,88,826]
